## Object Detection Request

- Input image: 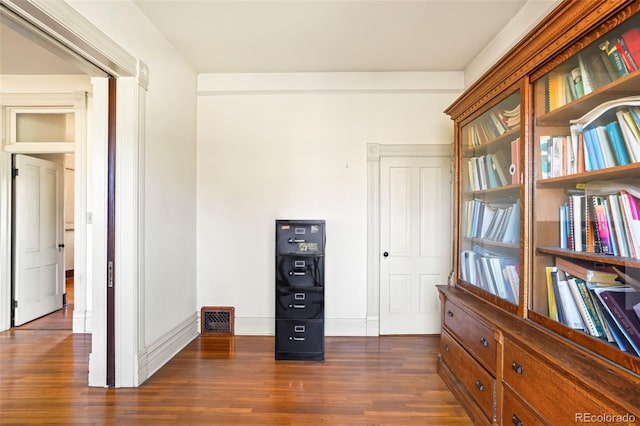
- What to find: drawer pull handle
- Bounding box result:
[475,380,484,392]
[447,310,454,317]
[294,326,305,333]
[289,337,306,341]
[512,414,523,426]
[480,337,489,347]
[288,304,306,309]
[444,344,449,352]
[288,238,305,243]
[289,271,306,276]
[512,361,523,375]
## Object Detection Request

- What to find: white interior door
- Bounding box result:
[380,156,451,335]
[13,154,64,326]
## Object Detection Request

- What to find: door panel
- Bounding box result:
[380,156,451,335]
[13,154,64,326]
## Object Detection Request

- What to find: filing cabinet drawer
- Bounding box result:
[276,320,324,357]
[276,221,325,255]
[443,299,496,375]
[276,287,323,319]
[502,385,549,426]
[276,255,324,287]
[503,337,615,423]
[441,330,495,422]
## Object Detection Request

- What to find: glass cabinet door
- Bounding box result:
[531,12,640,364]
[459,90,522,309]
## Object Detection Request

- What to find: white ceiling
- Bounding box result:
[0,0,556,75]
[132,0,530,73]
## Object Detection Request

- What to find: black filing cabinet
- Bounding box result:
[275,220,325,361]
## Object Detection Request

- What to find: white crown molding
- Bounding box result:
[2,0,137,77]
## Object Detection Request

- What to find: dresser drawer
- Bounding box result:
[443,299,496,375]
[502,385,549,426]
[441,330,495,422]
[503,337,617,423]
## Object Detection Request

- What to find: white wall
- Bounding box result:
[197,72,463,335]
[465,0,562,87]
[66,0,198,351]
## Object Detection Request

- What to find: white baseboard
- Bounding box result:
[366,316,379,336]
[137,312,199,385]
[73,309,89,333]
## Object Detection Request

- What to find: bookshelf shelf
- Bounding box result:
[464,183,520,197]
[536,162,640,188]
[441,1,640,423]
[537,246,640,268]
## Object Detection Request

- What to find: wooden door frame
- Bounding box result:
[366,143,453,336]
[0,0,148,387]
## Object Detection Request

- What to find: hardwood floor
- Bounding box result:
[1,299,471,425]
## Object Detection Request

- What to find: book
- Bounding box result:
[615,110,640,163]
[594,125,617,167]
[491,150,510,186]
[595,287,640,353]
[619,191,640,259]
[621,27,640,65]
[550,268,567,324]
[605,121,631,166]
[555,256,619,285]
[567,277,604,337]
[546,266,559,321]
[539,135,550,179]
[556,270,584,329]
[583,128,605,170]
[592,196,614,254]
[600,39,628,77]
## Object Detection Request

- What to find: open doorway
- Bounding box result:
[0,7,101,334]
[10,153,74,330]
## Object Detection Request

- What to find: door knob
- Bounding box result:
[383,251,389,257]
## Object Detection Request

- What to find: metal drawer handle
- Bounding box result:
[289,304,306,309]
[290,271,306,276]
[294,325,306,333]
[480,337,489,347]
[512,414,523,426]
[289,337,306,341]
[512,361,523,375]
[288,238,305,243]
[294,293,305,300]
[444,344,449,352]
[447,310,454,317]
[475,380,485,392]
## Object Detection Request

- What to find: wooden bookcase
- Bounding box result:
[439,0,640,424]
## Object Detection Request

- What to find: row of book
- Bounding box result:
[467,152,509,191]
[546,256,640,356]
[467,138,520,190]
[465,104,520,149]
[463,198,520,244]
[460,248,519,304]
[545,26,640,112]
[539,103,640,178]
[559,190,640,259]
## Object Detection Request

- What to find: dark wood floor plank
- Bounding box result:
[1,326,471,424]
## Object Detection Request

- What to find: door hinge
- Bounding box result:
[12,168,19,178]
[13,300,18,308]
[107,261,114,288]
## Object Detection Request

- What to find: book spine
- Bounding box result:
[576,280,605,337]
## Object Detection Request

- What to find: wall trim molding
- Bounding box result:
[138,313,199,382]
[198,72,464,95]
